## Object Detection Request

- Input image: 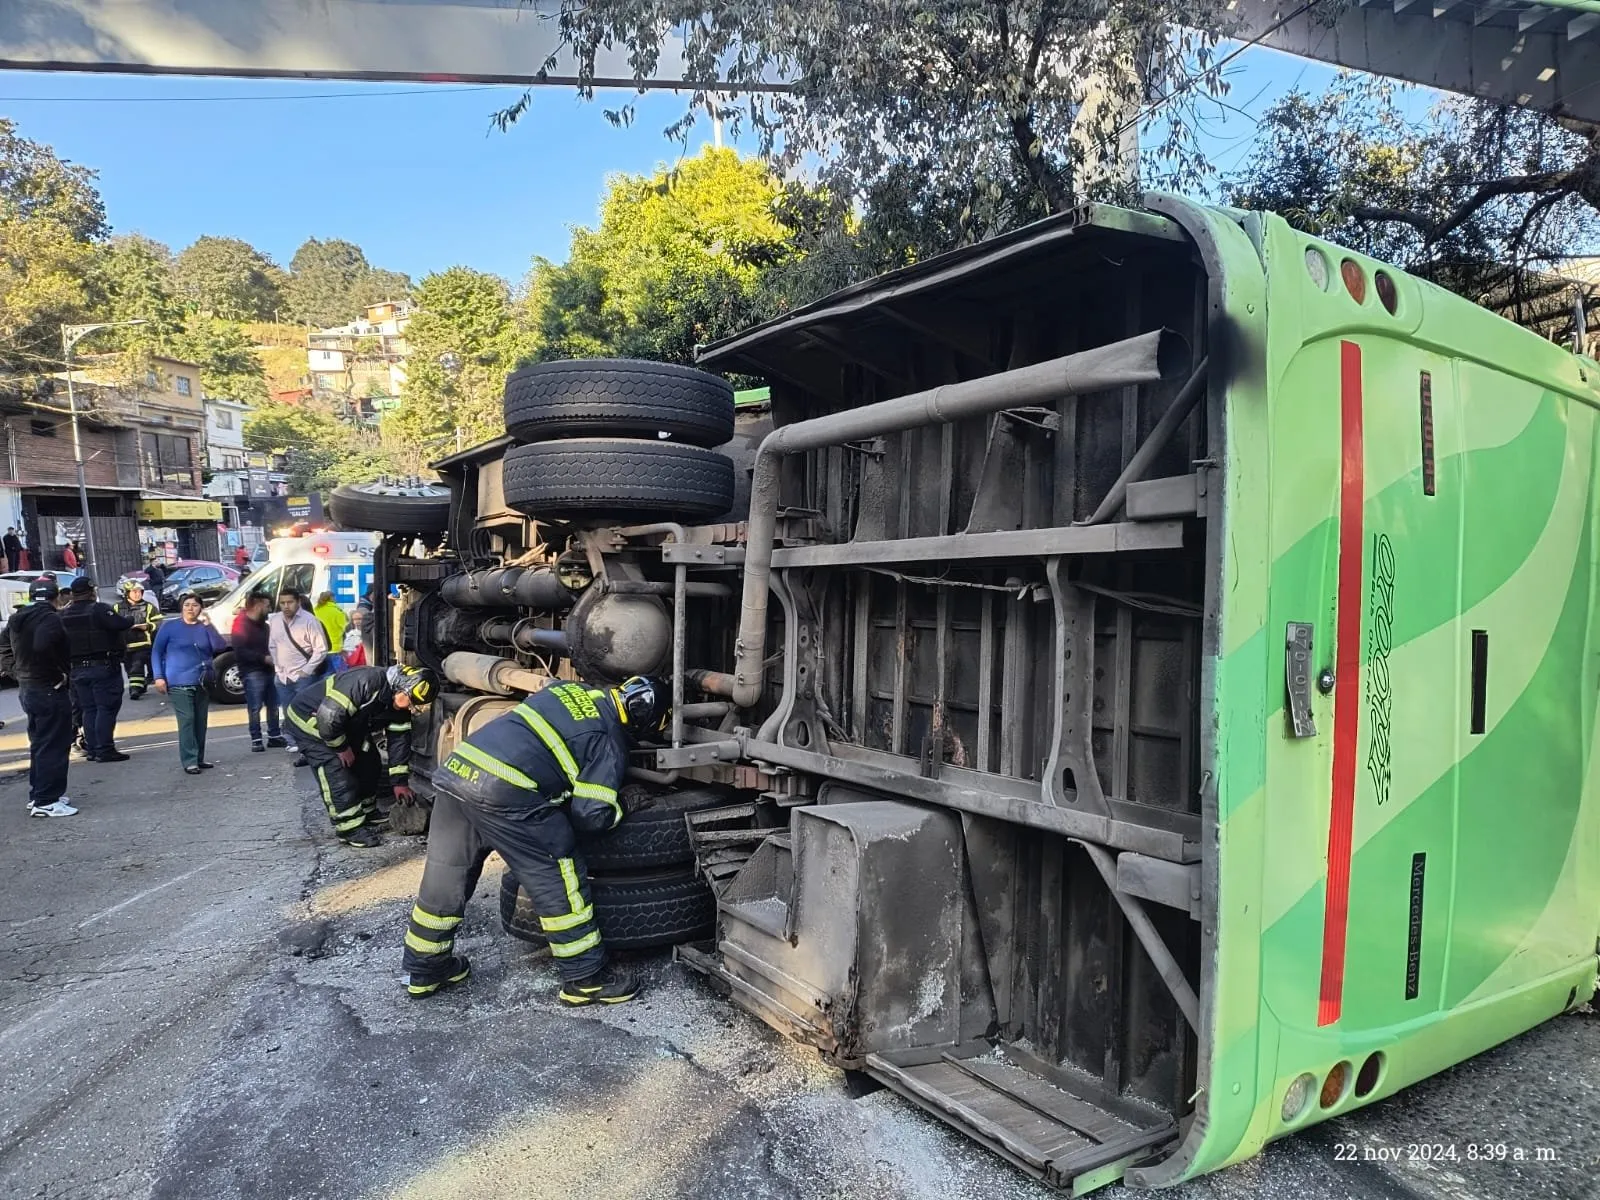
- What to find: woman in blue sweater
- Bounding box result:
[151,591,229,775]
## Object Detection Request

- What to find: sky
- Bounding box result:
[0,45,1390,289]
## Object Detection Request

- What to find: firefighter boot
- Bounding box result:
[341,825,384,849]
[405,955,471,998]
[558,963,639,1007]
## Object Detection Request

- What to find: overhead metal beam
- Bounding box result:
[1231,0,1600,125]
[0,0,789,90]
[4,0,1600,127]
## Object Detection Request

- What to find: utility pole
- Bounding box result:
[61,320,146,589]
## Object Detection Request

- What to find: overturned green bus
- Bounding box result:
[385,192,1600,1192]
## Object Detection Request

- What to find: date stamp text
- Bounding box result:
[1333,1142,1557,1164]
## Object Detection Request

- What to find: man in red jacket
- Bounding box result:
[231,591,288,753]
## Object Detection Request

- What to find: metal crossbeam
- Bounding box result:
[1232,0,1600,124]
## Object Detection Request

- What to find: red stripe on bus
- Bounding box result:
[1319,340,1365,1027]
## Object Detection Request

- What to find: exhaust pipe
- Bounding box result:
[730,327,1185,707]
[442,652,557,697]
[441,567,577,610]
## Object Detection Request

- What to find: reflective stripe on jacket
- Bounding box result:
[286,665,413,777]
[115,599,162,650]
[439,681,627,833]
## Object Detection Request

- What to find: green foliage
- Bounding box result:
[525,258,617,360]
[1227,78,1600,329]
[172,236,284,321]
[170,315,268,403]
[351,268,412,311]
[244,397,409,491]
[0,117,107,378]
[392,267,532,449]
[503,1,1231,253]
[285,238,411,327]
[524,148,821,363]
[90,235,185,355]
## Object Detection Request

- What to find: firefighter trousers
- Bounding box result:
[301,738,387,838]
[402,786,605,985]
[125,646,151,697]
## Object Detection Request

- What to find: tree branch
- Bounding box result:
[1350,167,1579,244]
[1009,1,1070,212]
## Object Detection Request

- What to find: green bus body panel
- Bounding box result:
[1127,197,1600,1186]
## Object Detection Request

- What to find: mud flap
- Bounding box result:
[863,1049,1176,1195]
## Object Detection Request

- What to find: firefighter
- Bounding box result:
[287,663,437,849]
[114,578,163,699]
[58,577,134,763]
[400,675,669,1007]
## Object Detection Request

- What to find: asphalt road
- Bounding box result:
[0,686,1596,1200]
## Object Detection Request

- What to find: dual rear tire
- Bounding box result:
[501,360,738,523]
[498,785,722,950]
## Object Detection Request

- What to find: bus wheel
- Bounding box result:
[502,439,735,522]
[328,480,451,535]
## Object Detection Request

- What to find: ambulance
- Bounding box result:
[202,531,380,701]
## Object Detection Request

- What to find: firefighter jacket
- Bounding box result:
[287,665,413,780]
[0,601,70,687]
[114,599,162,650]
[439,681,627,834]
[59,598,134,665]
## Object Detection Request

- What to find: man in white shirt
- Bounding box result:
[268,590,329,766]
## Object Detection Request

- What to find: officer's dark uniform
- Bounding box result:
[0,587,72,810]
[115,591,162,699]
[287,666,413,844]
[58,583,133,761]
[402,681,628,994]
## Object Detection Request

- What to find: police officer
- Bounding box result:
[114,578,163,700]
[0,577,76,816]
[287,663,436,849]
[58,578,133,763]
[400,675,669,1006]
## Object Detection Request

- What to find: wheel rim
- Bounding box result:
[343,480,449,501]
[222,664,243,697]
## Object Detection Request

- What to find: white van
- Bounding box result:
[203,531,380,701]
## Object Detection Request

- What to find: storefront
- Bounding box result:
[136,498,224,564]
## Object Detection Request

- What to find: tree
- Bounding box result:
[171,315,268,403]
[245,396,409,491]
[525,257,620,360]
[90,234,185,353]
[172,236,284,321]
[500,1,1231,256]
[1228,78,1600,334]
[287,237,367,327]
[351,268,412,311]
[524,148,810,363]
[0,117,107,378]
[392,267,532,449]
[285,238,412,327]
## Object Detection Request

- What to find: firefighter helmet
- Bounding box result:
[616,675,671,736]
[387,663,439,706]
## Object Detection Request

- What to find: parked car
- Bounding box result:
[117,558,221,591]
[154,562,240,612]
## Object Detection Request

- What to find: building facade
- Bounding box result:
[307,299,412,425]
[203,396,252,473]
[0,355,223,577]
